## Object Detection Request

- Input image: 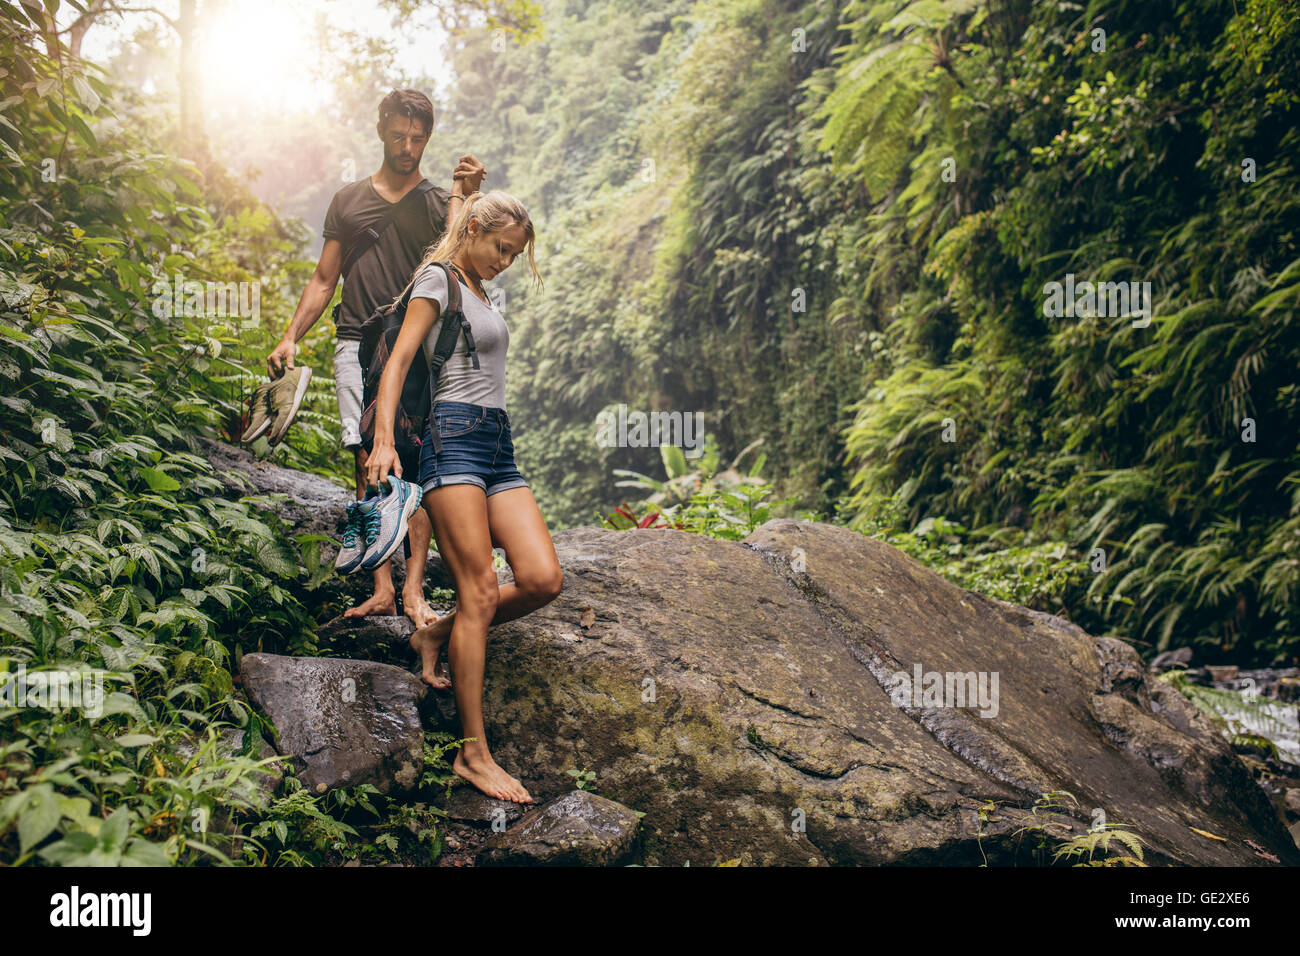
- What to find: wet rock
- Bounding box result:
[463,522,1299,866]
[476,790,641,866]
[316,614,416,665]
[239,653,426,795]
[1286,789,1300,817]
[440,787,529,828]
[1281,677,1300,703]
[1230,668,1300,702]
[1208,665,1240,683]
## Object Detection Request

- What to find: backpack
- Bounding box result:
[357,260,480,460]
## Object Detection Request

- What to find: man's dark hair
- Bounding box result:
[378,90,434,136]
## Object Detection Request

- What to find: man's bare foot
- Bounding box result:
[453,749,533,803]
[409,618,452,689]
[344,590,396,618]
[402,591,437,629]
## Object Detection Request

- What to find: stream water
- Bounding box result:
[1200,677,1300,767]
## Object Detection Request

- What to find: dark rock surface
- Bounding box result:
[316,614,416,664]
[440,787,530,828]
[475,790,641,866]
[239,652,427,795]
[427,522,1300,866]
[202,438,1300,866]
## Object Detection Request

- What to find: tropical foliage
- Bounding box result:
[464,0,1299,664]
[2,0,1297,868]
[0,3,455,865]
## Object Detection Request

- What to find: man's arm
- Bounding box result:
[448,154,487,226]
[267,237,344,378]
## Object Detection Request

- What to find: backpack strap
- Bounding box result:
[341,178,435,279]
[444,262,481,371]
[425,260,483,453]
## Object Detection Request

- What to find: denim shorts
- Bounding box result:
[417,401,529,497]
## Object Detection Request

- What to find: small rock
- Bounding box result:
[476,790,641,866]
[441,787,529,828]
[1285,789,1300,817]
[1207,665,1239,682]
[1150,647,1193,672]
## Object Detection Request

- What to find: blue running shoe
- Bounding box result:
[360,477,423,571]
[334,499,375,573]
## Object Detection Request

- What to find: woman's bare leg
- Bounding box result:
[412,485,563,644]
[418,485,532,803]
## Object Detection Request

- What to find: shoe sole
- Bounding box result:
[335,546,368,574]
[361,481,423,570]
[269,367,312,446]
[241,388,274,443]
[241,416,272,443]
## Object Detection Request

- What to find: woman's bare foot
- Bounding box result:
[402,590,436,629]
[409,612,453,689]
[344,589,396,618]
[453,749,533,803]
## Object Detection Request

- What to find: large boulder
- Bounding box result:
[444,521,1299,867]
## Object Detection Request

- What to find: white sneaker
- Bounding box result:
[360,477,423,571]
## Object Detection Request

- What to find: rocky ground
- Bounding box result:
[200,437,1300,866]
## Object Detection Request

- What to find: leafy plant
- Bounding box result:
[566,767,597,791]
[1012,790,1147,867]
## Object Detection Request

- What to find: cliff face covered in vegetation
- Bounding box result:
[1,0,1297,867]
[446,0,1300,665]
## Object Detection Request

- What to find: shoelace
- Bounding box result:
[363,504,383,545]
[340,506,364,548]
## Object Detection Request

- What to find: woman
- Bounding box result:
[366,189,561,804]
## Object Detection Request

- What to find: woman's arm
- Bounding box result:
[365,293,441,489]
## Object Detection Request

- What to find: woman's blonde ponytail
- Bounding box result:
[393,189,542,307]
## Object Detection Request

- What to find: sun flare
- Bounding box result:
[199,1,331,115]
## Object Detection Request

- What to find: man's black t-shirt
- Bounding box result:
[322,177,451,340]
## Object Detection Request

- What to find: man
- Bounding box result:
[267,89,485,628]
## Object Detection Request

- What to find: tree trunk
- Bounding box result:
[67,0,110,60]
[178,0,200,150]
